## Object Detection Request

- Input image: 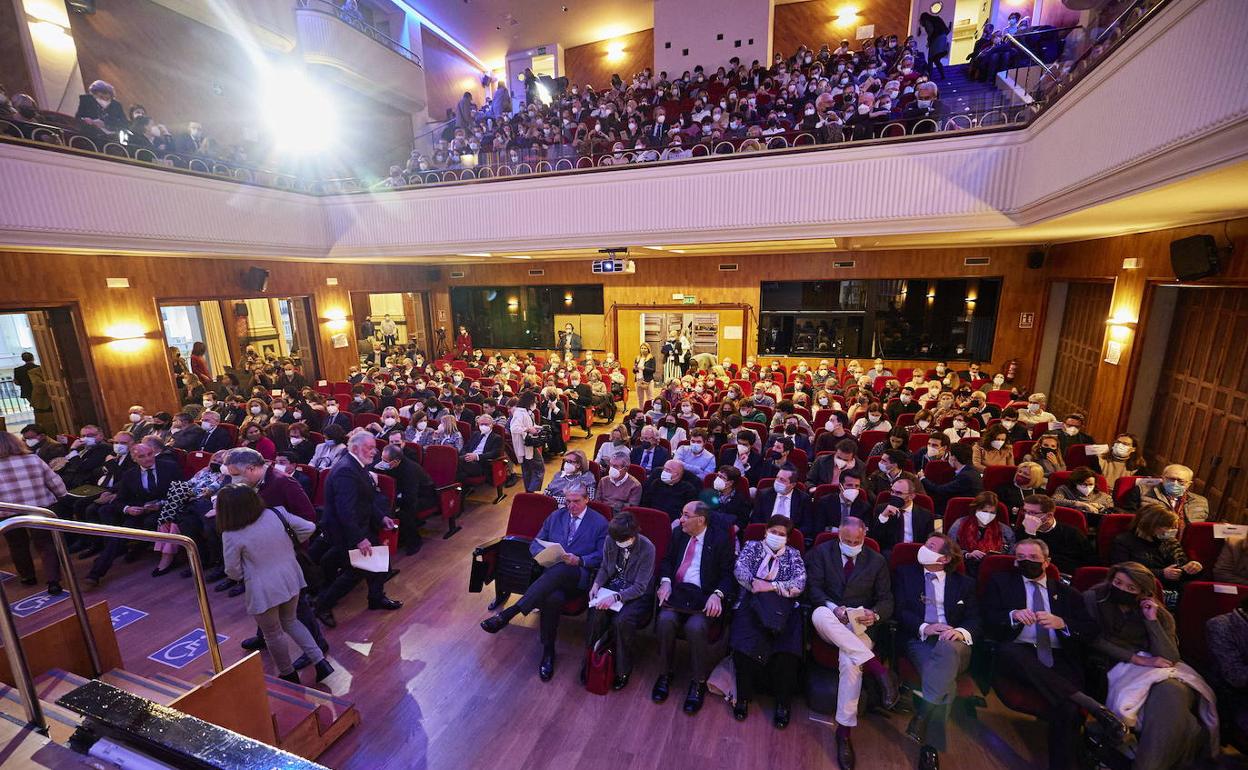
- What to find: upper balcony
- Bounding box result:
[294,0,427,114]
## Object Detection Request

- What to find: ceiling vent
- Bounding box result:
[718,263,738,271]
[528,268,545,276]
[964,257,991,266]
[449,270,465,279]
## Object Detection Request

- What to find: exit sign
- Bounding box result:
[682,296,697,305]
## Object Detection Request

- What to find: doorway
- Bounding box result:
[642,312,721,381]
[350,291,434,359]
[0,308,101,436]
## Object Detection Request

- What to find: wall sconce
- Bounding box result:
[507,297,520,313]
[564,293,573,305]
[105,323,150,353]
[926,290,936,300]
[324,309,348,331]
[833,4,860,27]
[1106,317,1136,342]
[606,40,626,62]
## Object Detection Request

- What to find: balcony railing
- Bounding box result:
[295,0,421,67]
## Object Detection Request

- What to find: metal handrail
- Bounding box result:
[1004,33,1058,85]
[0,506,223,734]
[296,0,422,67]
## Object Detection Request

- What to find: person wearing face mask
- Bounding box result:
[457,415,505,489]
[983,538,1125,769]
[1017,393,1056,428]
[886,386,920,423]
[972,424,1014,472]
[729,515,807,728]
[870,474,935,555]
[643,460,700,521]
[630,424,671,474]
[920,443,983,518]
[866,449,911,498]
[376,444,434,557]
[1052,468,1114,524]
[596,451,642,514]
[659,413,688,448]
[1088,432,1146,488]
[18,423,67,464]
[809,438,864,488]
[992,461,1044,514]
[122,405,153,440]
[940,411,979,445]
[74,79,127,135]
[1024,434,1066,477]
[946,491,1016,575]
[673,428,717,479]
[1085,562,1218,770]
[317,398,349,433]
[866,427,910,460]
[282,422,315,465]
[995,407,1031,444]
[751,464,813,526]
[373,406,404,440]
[56,424,112,491]
[807,517,897,759]
[1129,464,1211,524]
[1111,504,1202,594]
[726,431,764,487]
[1014,494,1091,574]
[583,513,656,691]
[893,534,979,770]
[1054,413,1094,454]
[543,450,597,509]
[240,398,271,434]
[307,424,346,470]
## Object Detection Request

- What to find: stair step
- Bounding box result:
[0,683,82,744]
[265,684,322,738]
[34,669,92,704]
[143,671,198,694]
[0,711,95,768]
[99,669,188,705]
[263,673,356,726]
[261,674,360,760]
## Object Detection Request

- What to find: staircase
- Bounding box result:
[933,63,1010,116]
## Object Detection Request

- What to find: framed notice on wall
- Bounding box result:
[1104,341,1123,365]
[1018,312,1035,329]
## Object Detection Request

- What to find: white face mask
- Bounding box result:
[616,538,635,549]
[608,466,623,480]
[825,420,837,432]
[202,400,214,408]
[1111,442,1131,459]
[842,487,860,501]
[773,481,789,495]
[917,420,931,430]
[1001,419,1016,430]
[327,405,339,414]
[834,457,850,469]
[292,411,302,420]
[113,443,128,455]
[991,439,1005,450]
[272,409,285,418]
[1028,403,1041,413]
[819,397,829,406]
[953,420,966,430]
[764,532,786,551]
[383,418,397,426]
[900,394,912,403]
[24,438,40,447]
[916,545,943,566]
[737,445,751,456]
[1077,483,1095,497]
[690,442,704,454]
[660,470,674,483]
[562,462,578,476]
[129,413,143,423]
[479,425,492,434]
[250,406,262,415]
[713,476,730,491]
[1064,425,1080,436]
[975,510,997,526]
[416,421,427,431]
[840,541,863,559]
[290,436,304,445]
[82,436,98,446]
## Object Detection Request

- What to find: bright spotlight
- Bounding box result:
[535,82,552,105]
[261,69,338,154]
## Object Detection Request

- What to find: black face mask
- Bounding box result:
[1016,560,1045,580]
[784,425,797,435]
[1108,586,1138,606]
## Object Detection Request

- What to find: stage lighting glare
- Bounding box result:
[262,70,338,153]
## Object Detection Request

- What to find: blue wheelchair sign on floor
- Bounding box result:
[10,589,71,618]
[110,605,148,631]
[149,628,228,669]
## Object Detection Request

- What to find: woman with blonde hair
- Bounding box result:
[994,460,1045,513]
[634,342,657,409]
[431,413,464,451]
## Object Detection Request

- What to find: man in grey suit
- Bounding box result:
[806,517,897,770]
[480,484,608,681]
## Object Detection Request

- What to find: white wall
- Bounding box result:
[653,0,774,76]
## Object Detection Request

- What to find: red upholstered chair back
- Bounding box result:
[982,464,1017,493]
[977,554,1058,597]
[1097,513,1137,562]
[1113,475,1143,507]
[623,506,674,568]
[1054,506,1088,534]
[924,460,955,485]
[423,444,459,487]
[506,493,559,538]
[1178,581,1248,670]
[1180,523,1223,576]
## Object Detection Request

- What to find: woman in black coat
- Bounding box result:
[1110,504,1203,598]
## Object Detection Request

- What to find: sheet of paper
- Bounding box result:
[1085,444,1109,455]
[533,539,566,568]
[1214,524,1247,539]
[845,607,872,636]
[592,587,624,613]
[349,547,390,573]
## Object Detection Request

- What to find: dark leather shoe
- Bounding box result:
[204,567,226,582]
[314,659,335,683]
[480,613,509,634]
[651,673,671,703]
[905,713,923,744]
[918,745,940,770]
[403,534,423,556]
[214,578,237,592]
[611,673,630,691]
[278,672,300,684]
[836,732,856,770]
[315,608,337,628]
[241,635,266,651]
[293,654,312,670]
[18,576,36,586]
[228,583,246,598]
[538,652,555,681]
[46,581,63,596]
[367,596,402,611]
[873,667,900,710]
[487,592,511,611]
[1093,705,1127,744]
[733,699,749,721]
[682,681,707,714]
[151,564,177,577]
[773,701,791,729]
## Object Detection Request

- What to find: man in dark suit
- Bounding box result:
[811,469,871,535]
[720,429,763,486]
[457,415,504,482]
[642,460,701,521]
[807,518,896,769]
[982,539,1125,770]
[808,438,864,487]
[706,466,751,534]
[312,431,403,627]
[195,411,234,453]
[171,412,207,451]
[481,484,608,680]
[57,424,112,489]
[653,501,737,713]
[866,449,909,497]
[750,464,812,525]
[894,534,980,770]
[955,361,984,383]
[173,121,207,155]
[921,443,982,516]
[380,444,434,555]
[869,473,935,554]
[629,426,670,476]
[85,442,183,586]
[323,400,354,433]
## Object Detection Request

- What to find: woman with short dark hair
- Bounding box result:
[584,512,656,690]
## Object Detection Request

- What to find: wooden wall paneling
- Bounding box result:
[772,0,915,57]
[1048,282,1113,419]
[421,28,484,122]
[1146,288,1248,523]
[563,29,655,91]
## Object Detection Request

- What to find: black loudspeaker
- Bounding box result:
[1170,235,1221,281]
[426,268,442,282]
[1026,250,1046,269]
[243,267,270,292]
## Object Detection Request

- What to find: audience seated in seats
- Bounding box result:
[595,426,631,468]
[72,431,136,557]
[584,512,655,691]
[0,432,67,594]
[323,400,354,432]
[74,80,128,135]
[643,459,701,521]
[240,422,276,461]
[750,463,810,525]
[941,411,980,444]
[851,402,892,437]
[1125,464,1211,523]
[866,449,909,498]
[1110,504,1202,597]
[53,423,111,487]
[1015,494,1091,575]
[1017,393,1056,428]
[1214,535,1248,585]
[729,430,764,486]
[310,431,403,628]
[1206,597,1248,747]
[481,484,608,681]
[972,423,1013,471]
[869,473,934,556]
[377,444,433,556]
[866,428,909,463]
[811,469,871,537]
[284,422,315,465]
[674,428,717,478]
[1084,561,1218,768]
[596,450,642,514]
[982,538,1126,770]
[1056,412,1094,454]
[759,436,796,480]
[545,450,597,508]
[457,414,504,482]
[808,517,898,761]
[309,424,348,470]
[1053,467,1114,526]
[20,423,67,464]
[705,465,751,535]
[995,460,1045,514]
[921,442,982,516]
[729,515,806,729]
[169,412,205,451]
[630,425,670,477]
[913,432,950,472]
[997,408,1031,443]
[809,438,864,487]
[946,491,1016,576]
[1089,432,1146,488]
[893,533,980,768]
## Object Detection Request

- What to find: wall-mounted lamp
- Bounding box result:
[605,40,626,62]
[833,4,860,27]
[105,323,151,353]
[1106,316,1137,342]
[324,309,348,332]
[564,293,573,305]
[926,290,936,300]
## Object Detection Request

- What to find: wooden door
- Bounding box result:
[1049,282,1113,419]
[26,311,74,435]
[1146,288,1248,523]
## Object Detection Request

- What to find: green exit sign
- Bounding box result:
[682,295,697,305]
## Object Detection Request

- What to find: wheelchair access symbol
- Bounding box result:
[109,605,148,631]
[10,589,71,618]
[148,628,228,669]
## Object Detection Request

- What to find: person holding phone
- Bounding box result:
[1110,504,1202,597]
[869,474,934,556]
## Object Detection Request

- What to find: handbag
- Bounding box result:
[271,508,323,592]
[584,637,615,695]
[752,590,793,634]
[524,425,551,448]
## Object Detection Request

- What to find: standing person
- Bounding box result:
[380,314,398,348]
[311,432,403,628]
[455,325,473,358]
[190,341,212,385]
[558,322,582,360]
[218,484,333,684]
[0,431,66,594]
[918,11,951,79]
[661,329,688,382]
[12,351,38,401]
[634,342,657,409]
[509,392,546,492]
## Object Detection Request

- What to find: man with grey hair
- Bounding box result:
[481,483,608,681]
[75,79,126,134]
[982,538,1124,769]
[311,430,402,627]
[457,414,504,485]
[595,450,641,513]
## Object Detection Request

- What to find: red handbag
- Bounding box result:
[379,525,399,556]
[584,639,614,695]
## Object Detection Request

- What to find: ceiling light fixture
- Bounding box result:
[503,255,532,259]
[461,252,491,257]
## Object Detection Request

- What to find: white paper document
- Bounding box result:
[533,539,567,568]
[349,547,390,573]
[592,587,624,613]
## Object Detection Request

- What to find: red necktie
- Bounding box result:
[843,555,855,581]
[675,536,697,583]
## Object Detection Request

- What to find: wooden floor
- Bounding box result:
[0,427,1241,770]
